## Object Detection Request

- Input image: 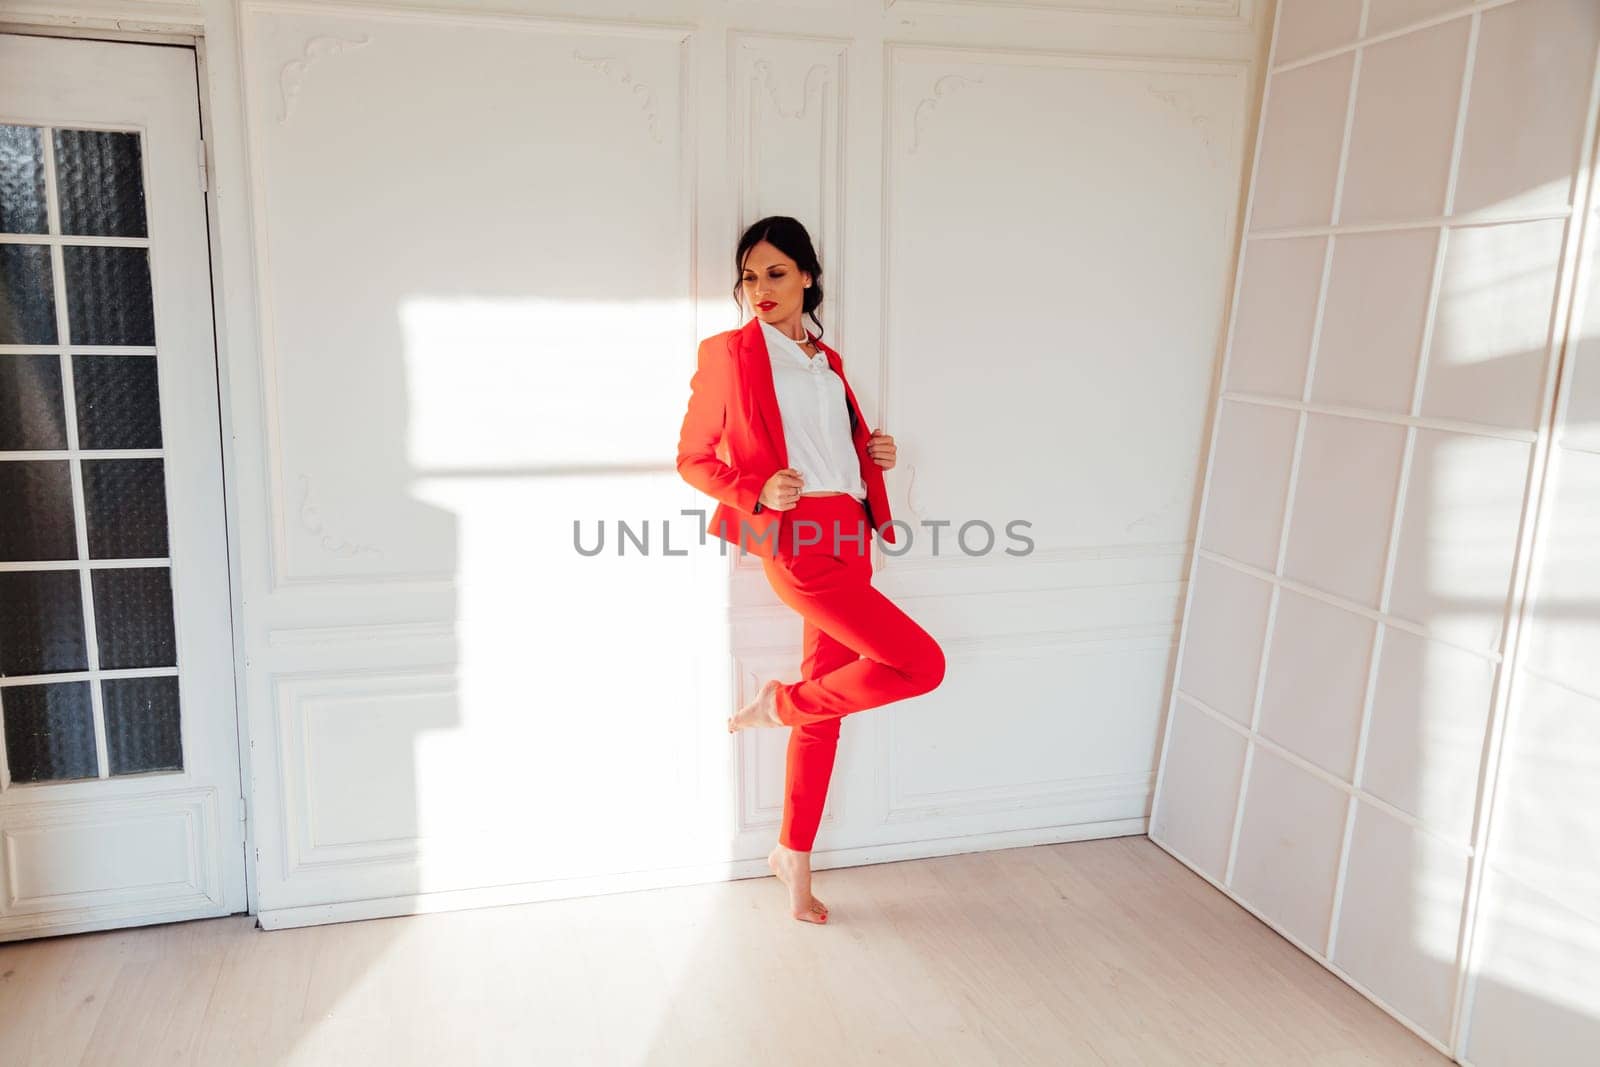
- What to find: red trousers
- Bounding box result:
[759,493,946,852]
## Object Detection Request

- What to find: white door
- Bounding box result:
[0,34,245,938]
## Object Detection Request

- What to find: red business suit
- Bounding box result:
[677,314,898,558]
[677,315,946,852]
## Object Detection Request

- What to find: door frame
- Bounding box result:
[0,15,261,920]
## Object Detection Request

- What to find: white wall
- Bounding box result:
[0,0,1267,925]
[1151,0,1600,1060]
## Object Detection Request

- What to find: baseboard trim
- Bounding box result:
[255,817,1149,930]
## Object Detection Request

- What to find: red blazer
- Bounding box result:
[676,315,897,558]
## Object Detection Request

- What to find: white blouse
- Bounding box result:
[759,317,867,501]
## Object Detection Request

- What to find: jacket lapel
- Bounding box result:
[738,315,787,468]
[811,334,867,446]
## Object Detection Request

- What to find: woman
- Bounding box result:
[676,215,947,925]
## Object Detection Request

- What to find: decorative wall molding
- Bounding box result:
[903,461,926,523]
[880,537,1191,573]
[272,670,457,875]
[884,631,1173,823]
[278,34,370,123]
[908,73,984,155]
[750,58,834,121]
[240,6,695,589]
[937,622,1177,653]
[884,0,1250,27]
[732,652,844,836]
[727,629,1174,829]
[267,620,456,648]
[1147,81,1223,167]
[296,474,382,560]
[730,609,1181,647]
[0,1,204,33]
[880,43,1247,575]
[886,768,1154,823]
[571,50,663,143]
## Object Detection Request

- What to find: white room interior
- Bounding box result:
[0,0,1595,1063]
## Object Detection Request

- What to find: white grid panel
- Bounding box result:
[1151,0,1600,1058]
[1454,64,1600,1067]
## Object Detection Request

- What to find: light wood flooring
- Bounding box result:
[0,835,1449,1065]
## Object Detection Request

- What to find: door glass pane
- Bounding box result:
[0,570,88,676]
[63,245,155,346]
[0,124,48,235]
[0,122,187,784]
[0,243,58,345]
[83,459,168,559]
[53,128,147,239]
[0,354,68,450]
[0,460,77,562]
[2,681,97,782]
[102,676,181,775]
[91,567,176,670]
[74,355,162,450]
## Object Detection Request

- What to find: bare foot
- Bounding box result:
[728,678,785,733]
[768,843,829,924]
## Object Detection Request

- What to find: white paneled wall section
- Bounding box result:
[7,0,1257,930]
[227,0,1261,925]
[1151,0,1600,1061]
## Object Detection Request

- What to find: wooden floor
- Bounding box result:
[0,836,1448,1066]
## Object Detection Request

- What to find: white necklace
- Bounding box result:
[767,319,812,347]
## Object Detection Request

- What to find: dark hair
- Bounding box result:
[732,215,826,342]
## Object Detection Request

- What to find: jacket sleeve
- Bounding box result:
[676,336,768,514]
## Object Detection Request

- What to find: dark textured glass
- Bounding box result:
[0,460,77,562]
[53,129,147,239]
[83,459,168,559]
[63,245,154,346]
[103,676,182,775]
[2,681,97,782]
[73,355,162,450]
[0,125,48,235]
[0,244,58,345]
[0,355,68,450]
[91,567,175,670]
[0,570,88,676]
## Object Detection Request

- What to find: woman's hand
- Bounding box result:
[760,468,806,510]
[867,430,896,470]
